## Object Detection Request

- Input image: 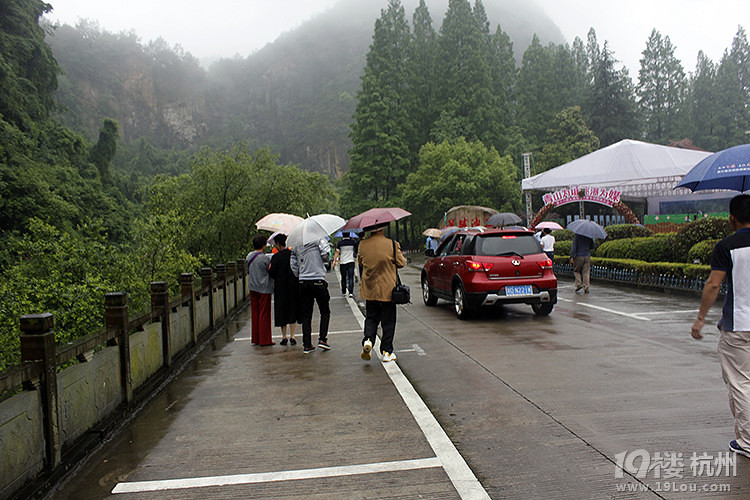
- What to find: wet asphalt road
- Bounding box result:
[49,261,750,499]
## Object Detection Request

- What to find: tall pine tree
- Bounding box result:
[636,29,687,143]
[343,0,412,214]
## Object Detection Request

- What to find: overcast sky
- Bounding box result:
[45,0,748,74]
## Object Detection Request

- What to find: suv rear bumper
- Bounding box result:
[476,288,557,306]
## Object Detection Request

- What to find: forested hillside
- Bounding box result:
[46,0,565,178]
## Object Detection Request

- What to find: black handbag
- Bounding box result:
[391,240,410,304]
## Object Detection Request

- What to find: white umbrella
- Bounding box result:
[287,214,345,247]
[255,213,304,234]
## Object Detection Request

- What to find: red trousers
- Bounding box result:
[250,291,273,345]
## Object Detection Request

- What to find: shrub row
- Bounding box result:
[552,217,731,263]
[552,255,711,279]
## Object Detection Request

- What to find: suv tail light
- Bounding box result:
[538,259,553,270]
[466,260,494,272]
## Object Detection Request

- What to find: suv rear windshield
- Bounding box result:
[474,234,542,257]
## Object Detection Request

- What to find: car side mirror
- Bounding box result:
[425,249,435,257]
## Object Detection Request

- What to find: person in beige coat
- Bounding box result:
[356,224,406,362]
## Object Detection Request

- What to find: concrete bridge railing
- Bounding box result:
[0,261,250,499]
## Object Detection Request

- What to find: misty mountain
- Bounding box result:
[49,0,565,178]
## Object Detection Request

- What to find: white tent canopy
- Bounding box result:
[521,139,713,198]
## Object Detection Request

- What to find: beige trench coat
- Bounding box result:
[357,231,406,302]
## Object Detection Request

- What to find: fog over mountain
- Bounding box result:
[50,0,565,177]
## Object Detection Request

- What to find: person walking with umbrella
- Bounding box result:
[568,219,606,294]
[357,223,407,362]
[246,234,274,346]
[268,234,299,346]
[288,215,344,354]
[690,194,750,458]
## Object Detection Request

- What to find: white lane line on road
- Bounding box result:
[558,297,652,321]
[346,300,490,500]
[397,344,426,356]
[635,309,699,315]
[112,457,441,493]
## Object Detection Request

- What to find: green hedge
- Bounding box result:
[674,217,732,262]
[552,229,574,241]
[604,224,654,240]
[688,239,718,265]
[595,234,677,262]
[553,254,711,279]
[554,240,572,256]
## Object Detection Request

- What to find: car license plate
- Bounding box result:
[505,285,532,296]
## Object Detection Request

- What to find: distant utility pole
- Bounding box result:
[523,153,533,225]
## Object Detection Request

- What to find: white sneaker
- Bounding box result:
[382,351,397,362]
[361,339,372,360]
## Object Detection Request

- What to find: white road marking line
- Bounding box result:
[346,301,490,500]
[112,458,441,493]
[397,344,426,356]
[635,310,699,315]
[558,297,650,321]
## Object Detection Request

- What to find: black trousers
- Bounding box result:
[339,262,355,294]
[363,300,397,354]
[299,280,330,348]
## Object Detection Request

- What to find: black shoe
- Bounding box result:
[318,340,331,351]
[280,338,288,346]
[303,346,315,354]
[290,338,297,345]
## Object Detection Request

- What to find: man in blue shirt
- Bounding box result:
[691,194,750,458]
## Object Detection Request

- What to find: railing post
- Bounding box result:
[181,273,197,345]
[237,258,247,303]
[105,293,132,405]
[216,264,227,321]
[227,261,238,311]
[201,267,214,330]
[151,281,171,368]
[20,313,61,469]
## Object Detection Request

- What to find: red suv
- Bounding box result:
[421,228,557,319]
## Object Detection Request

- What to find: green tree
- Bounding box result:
[636,29,687,143]
[539,106,599,171]
[586,39,639,146]
[344,0,412,214]
[147,144,335,264]
[88,118,119,184]
[0,0,59,128]
[431,0,502,149]
[516,36,581,147]
[406,0,438,162]
[685,51,719,150]
[402,138,519,226]
[0,219,136,369]
[712,27,750,149]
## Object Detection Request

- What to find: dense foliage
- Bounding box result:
[604,224,654,240]
[674,217,734,262]
[595,234,677,262]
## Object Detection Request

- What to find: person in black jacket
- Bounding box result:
[268,234,300,346]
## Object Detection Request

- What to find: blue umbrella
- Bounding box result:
[675,144,750,192]
[567,219,607,240]
[333,230,359,239]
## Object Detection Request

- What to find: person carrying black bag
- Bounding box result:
[356,223,406,362]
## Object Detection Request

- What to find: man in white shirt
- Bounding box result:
[540,228,555,260]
